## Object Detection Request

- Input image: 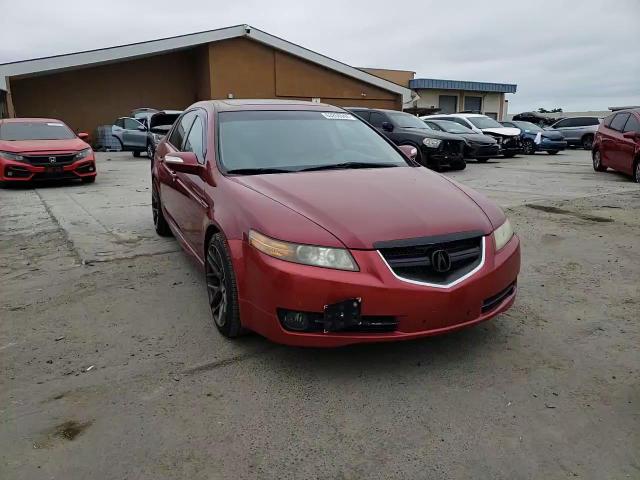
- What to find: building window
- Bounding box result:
[485,112,498,120]
[464,96,482,113]
[438,95,457,114]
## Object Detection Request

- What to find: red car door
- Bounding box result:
[173,111,209,254]
[607,113,630,171]
[157,111,198,240]
[619,114,640,175]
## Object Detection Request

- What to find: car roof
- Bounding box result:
[437,113,485,118]
[195,99,346,113]
[0,117,64,124]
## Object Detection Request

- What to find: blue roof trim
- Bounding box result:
[409,78,517,93]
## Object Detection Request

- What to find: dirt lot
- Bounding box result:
[1,150,638,479]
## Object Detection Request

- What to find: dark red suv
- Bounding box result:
[592,108,640,183]
[151,100,520,347]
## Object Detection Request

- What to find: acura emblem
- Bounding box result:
[431,249,452,273]
[49,156,57,164]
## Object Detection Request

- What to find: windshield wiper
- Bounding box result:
[299,162,399,172]
[226,167,294,175]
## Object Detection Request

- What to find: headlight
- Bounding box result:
[493,218,514,251]
[74,148,92,160]
[0,151,25,162]
[249,230,358,271]
[422,138,442,148]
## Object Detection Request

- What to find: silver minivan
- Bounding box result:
[549,116,601,149]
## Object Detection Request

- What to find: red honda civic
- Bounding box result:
[0,118,96,184]
[152,100,520,347]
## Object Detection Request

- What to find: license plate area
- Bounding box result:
[45,166,64,174]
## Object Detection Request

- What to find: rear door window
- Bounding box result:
[124,118,143,130]
[554,118,573,128]
[610,113,630,132]
[623,115,640,133]
[182,115,206,164]
[168,111,197,149]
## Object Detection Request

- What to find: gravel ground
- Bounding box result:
[1,150,638,479]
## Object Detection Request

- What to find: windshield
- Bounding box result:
[433,120,474,134]
[513,121,543,132]
[0,121,76,141]
[218,111,408,173]
[387,112,428,129]
[467,116,504,129]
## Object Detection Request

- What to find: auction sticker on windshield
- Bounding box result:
[321,113,356,120]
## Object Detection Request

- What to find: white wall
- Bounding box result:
[415,89,508,119]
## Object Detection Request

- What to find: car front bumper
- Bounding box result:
[230,234,520,347]
[0,157,97,182]
[536,140,567,151]
[465,144,500,159]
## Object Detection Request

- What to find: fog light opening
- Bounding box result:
[281,311,311,331]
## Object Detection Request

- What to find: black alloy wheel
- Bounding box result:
[582,135,594,150]
[205,233,242,338]
[522,139,535,155]
[634,160,640,183]
[147,142,154,159]
[592,150,606,172]
[152,184,172,236]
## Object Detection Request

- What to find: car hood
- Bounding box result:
[0,138,88,153]
[457,133,497,144]
[480,127,521,137]
[232,167,494,249]
[397,127,461,141]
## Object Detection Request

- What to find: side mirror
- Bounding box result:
[164,152,203,175]
[623,131,638,140]
[77,132,89,140]
[398,145,418,160]
[381,122,394,132]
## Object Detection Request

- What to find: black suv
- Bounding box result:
[347,108,466,171]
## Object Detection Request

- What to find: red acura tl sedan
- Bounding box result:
[152,100,520,347]
[592,107,640,183]
[0,118,96,184]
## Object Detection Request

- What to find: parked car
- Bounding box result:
[592,108,640,182]
[501,120,567,155]
[146,110,182,160]
[347,107,466,170]
[151,100,520,347]
[0,118,96,184]
[131,107,159,123]
[111,116,149,157]
[427,113,521,157]
[422,118,499,162]
[512,111,558,126]
[549,116,601,149]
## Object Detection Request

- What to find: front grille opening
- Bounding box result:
[277,309,398,333]
[24,154,76,166]
[380,236,483,285]
[481,282,516,313]
[5,166,31,178]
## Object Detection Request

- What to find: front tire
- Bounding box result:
[582,134,594,150]
[133,150,141,158]
[152,183,172,236]
[522,139,535,155]
[592,149,606,172]
[451,159,466,171]
[206,233,242,338]
[634,159,640,183]
[146,142,154,159]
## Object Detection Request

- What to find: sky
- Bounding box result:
[1,0,638,112]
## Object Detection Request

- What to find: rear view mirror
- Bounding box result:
[381,122,394,132]
[164,152,203,175]
[398,145,418,160]
[77,132,89,140]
